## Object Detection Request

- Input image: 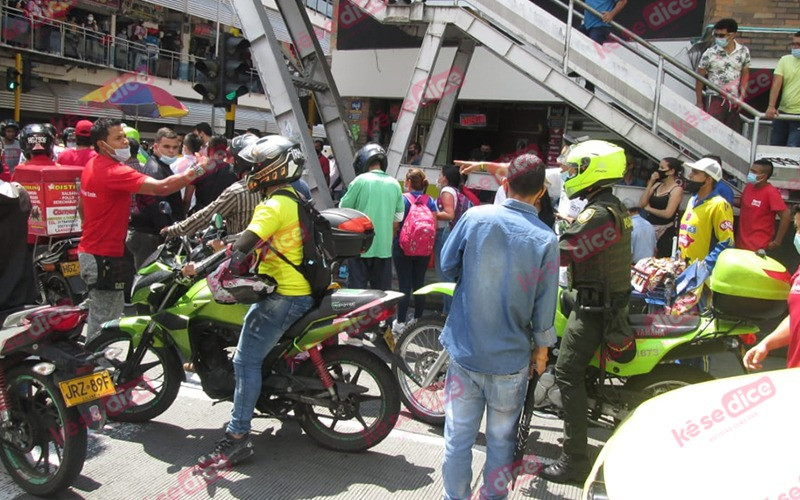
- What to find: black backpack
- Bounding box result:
[268,189,336,302]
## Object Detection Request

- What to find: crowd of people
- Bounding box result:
[2,108,800,496]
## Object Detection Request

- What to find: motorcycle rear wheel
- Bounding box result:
[392,317,447,426]
[297,346,401,452]
[87,328,183,423]
[0,365,87,497]
[38,272,78,306]
[624,364,715,402]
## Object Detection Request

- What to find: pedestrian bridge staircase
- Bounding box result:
[349,0,798,187]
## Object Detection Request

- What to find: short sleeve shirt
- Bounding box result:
[698,42,751,99]
[57,148,97,167]
[339,170,404,258]
[78,155,148,257]
[246,187,311,297]
[775,54,800,115]
[736,183,787,252]
[678,194,734,264]
[787,268,800,368]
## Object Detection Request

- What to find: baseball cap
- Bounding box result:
[684,157,722,181]
[75,120,93,137]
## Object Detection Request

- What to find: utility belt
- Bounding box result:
[91,254,130,292]
[574,280,629,313]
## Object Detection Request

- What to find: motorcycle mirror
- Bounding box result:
[159,201,172,215]
[213,213,224,230]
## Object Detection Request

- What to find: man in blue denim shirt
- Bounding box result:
[439,154,559,500]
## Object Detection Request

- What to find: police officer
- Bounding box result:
[540,140,634,484]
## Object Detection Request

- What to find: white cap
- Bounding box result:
[684,157,722,182]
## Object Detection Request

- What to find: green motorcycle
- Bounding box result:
[87,209,405,452]
[392,249,791,426]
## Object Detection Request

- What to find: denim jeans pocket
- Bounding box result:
[486,368,528,413]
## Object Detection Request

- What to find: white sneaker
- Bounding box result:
[392,319,407,335]
[405,317,419,331]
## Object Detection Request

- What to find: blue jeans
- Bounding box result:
[443,360,529,500]
[770,116,800,147]
[434,226,453,314]
[226,293,314,436]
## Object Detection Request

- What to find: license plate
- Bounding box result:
[60,261,81,277]
[59,371,116,407]
[384,327,396,352]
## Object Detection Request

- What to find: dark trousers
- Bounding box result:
[707,96,742,133]
[656,225,676,258]
[392,244,428,322]
[347,256,393,291]
[554,302,629,457]
[578,25,612,93]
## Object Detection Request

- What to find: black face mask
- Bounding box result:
[657,170,669,180]
[684,179,704,193]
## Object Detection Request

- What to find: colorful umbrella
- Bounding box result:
[79,81,189,120]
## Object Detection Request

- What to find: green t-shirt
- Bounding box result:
[339,170,404,258]
[776,54,800,115]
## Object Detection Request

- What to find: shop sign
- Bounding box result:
[193,24,214,37]
[459,113,487,127]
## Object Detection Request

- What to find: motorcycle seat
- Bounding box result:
[628,314,700,338]
[282,289,393,339]
[283,292,337,339]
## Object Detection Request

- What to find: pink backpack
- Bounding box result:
[399,193,436,256]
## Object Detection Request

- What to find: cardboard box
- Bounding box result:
[13,163,83,237]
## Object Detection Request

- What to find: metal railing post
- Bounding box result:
[563,0,574,74]
[651,55,664,132]
[750,116,760,164]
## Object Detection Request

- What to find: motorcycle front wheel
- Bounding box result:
[0,365,87,497]
[87,328,183,423]
[297,346,401,452]
[392,317,447,426]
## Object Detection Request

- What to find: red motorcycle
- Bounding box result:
[0,305,116,496]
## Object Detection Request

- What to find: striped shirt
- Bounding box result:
[163,179,261,237]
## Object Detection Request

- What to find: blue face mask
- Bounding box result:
[715,37,728,48]
[160,155,177,165]
[794,233,800,255]
[560,171,570,183]
[793,48,800,59]
[746,172,759,184]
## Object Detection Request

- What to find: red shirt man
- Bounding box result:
[735,160,790,252]
[78,154,147,257]
[57,120,97,167]
[78,118,210,342]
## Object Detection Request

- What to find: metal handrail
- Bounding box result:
[548,0,800,166]
[0,4,265,92]
[693,24,799,44]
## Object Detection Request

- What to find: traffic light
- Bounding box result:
[193,58,222,104]
[219,34,251,105]
[21,55,32,93]
[6,67,20,92]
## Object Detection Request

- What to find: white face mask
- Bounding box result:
[66,141,77,149]
[114,147,132,162]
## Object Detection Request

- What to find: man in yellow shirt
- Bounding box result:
[766,31,800,147]
[678,157,734,268]
[199,136,313,469]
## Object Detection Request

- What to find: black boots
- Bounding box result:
[539,453,591,484]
